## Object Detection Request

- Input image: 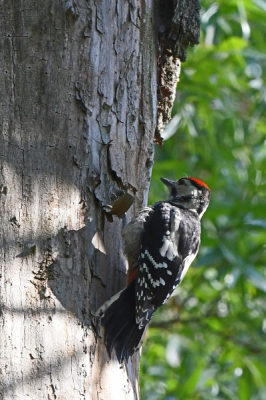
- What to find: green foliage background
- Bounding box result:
[140,1,266,399]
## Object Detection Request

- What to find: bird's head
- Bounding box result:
[161,176,211,219]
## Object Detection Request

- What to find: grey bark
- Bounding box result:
[0,1,200,399]
[0,1,156,399]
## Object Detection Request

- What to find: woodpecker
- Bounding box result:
[97,176,211,362]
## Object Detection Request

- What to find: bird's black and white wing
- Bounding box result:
[135,202,201,328]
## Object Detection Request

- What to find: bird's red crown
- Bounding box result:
[188,177,210,190]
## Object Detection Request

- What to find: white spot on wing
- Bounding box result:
[159,209,181,261]
[180,253,197,281]
[144,250,168,269]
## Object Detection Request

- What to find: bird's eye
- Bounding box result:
[178,180,186,186]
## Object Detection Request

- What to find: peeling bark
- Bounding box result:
[0,1,155,399]
[0,1,200,399]
[156,0,201,146]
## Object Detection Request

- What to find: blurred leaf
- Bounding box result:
[238,368,251,400]
[242,265,266,293]
[178,359,206,397]
[140,1,266,399]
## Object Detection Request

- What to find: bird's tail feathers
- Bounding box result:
[97,281,145,362]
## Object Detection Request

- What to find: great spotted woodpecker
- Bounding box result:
[97,176,211,362]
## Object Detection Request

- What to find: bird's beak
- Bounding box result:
[160,177,175,189]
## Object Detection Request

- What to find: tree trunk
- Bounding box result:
[0,1,200,399]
